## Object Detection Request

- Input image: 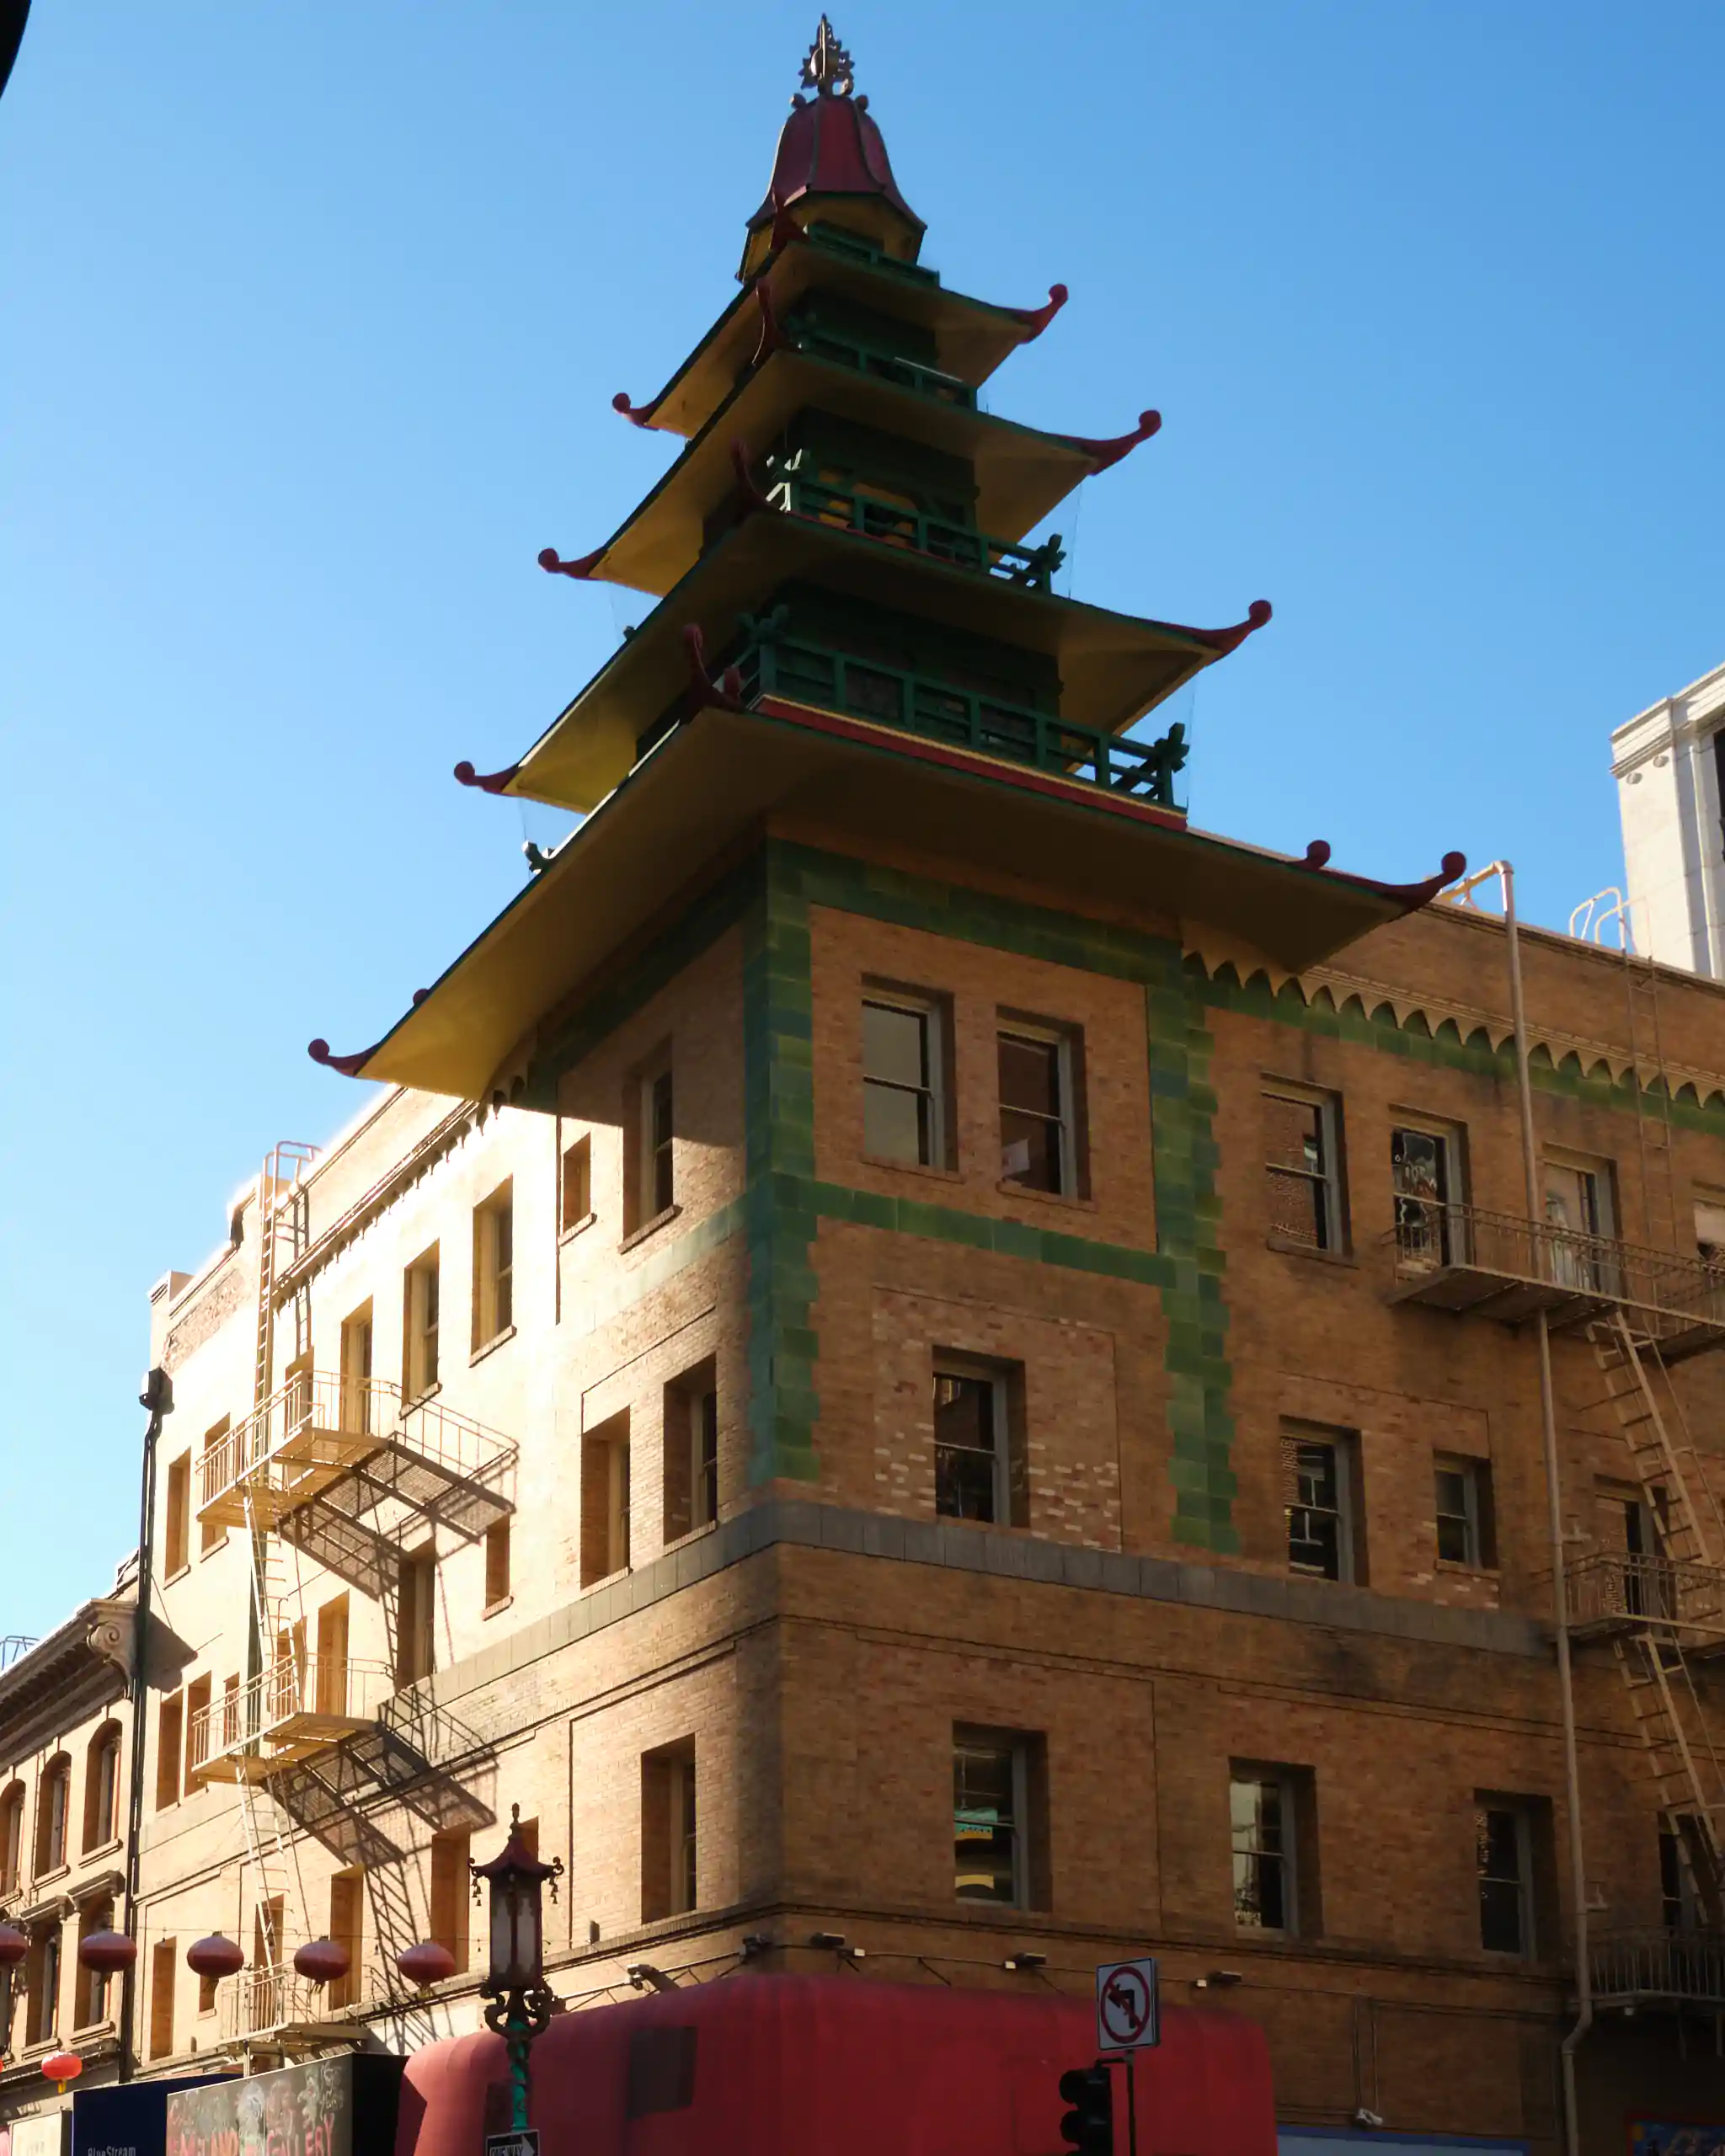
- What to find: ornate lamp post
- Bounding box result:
[472,1806,563,2133]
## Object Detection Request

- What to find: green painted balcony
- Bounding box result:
[727,627,1187,809]
[763,472,1065,591]
[788,322,975,408]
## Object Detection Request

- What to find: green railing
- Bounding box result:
[802,222,940,286]
[790,322,975,408]
[729,622,1187,809]
[765,474,1063,592]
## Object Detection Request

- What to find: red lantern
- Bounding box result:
[185,1935,245,1980]
[293,1938,350,1985]
[77,1930,137,1976]
[41,2051,82,2092]
[396,1940,456,1988]
[0,1925,25,1967]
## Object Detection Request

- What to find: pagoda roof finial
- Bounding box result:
[800,17,855,98]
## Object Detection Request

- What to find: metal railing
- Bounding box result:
[788,319,975,408]
[1590,1926,1725,2007]
[1565,1551,1725,1635]
[198,1368,514,1518]
[729,630,1188,808]
[216,1965,344,2041]
[0,1637,37,1672]
[188,1656,393,1778]
[763,472,1064,590]
[801,221,940,286]
[1386,1200,1725,1325]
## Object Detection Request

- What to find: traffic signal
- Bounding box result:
[1058,2063,1114,2156]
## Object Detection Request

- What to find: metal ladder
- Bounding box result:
[1589,1310,1725,1902]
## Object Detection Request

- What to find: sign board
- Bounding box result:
[75,2076,227,2156]
[1095,1957,1160,2052]
[486,2134,542,2156]
[165,2055,401,2156]
[11,2117,70,2156]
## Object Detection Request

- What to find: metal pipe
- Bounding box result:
[1490,862,1592,2155]
[119,1366,171,2083]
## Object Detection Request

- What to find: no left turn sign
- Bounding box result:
[1095,1956,1160,2051]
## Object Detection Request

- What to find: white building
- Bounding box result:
[1613,658,1725,974]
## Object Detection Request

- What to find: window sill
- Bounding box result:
[862,1153,961,1182]
[1265,1234,1356,1267]
[163,1563,192,1586]
[620,1203,681,1253]
[559,1211,598,1246]
[80,1837,122,1864]
[1435,1558,1499,1577]
[72,2016,116,2039]
[483,1594,514,1621]
[199,1535,228,1558]
[581,1565,633,1594]
[663,1519,720,1555]
[403,1381,443,1410]
[994,1179,1096,1211]
[470,1325,516,1368]
[35,1863,70,1887]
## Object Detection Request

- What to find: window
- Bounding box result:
[473,1182,515,1349]
[484,1519,512,1610]
[430,1830,471,1975]
[933,1361,1021,1525]
[953,1730,1028,1906]
[164,1450,191,1575]
[1696,1190,1725,1267]
[1283,1425,1360,1583]
[76,1901,115,2029]
[340,1304,374,1435]
[1230,1769,1308,1935]
[1543,1155,1616,1291]
[29,1922,62,2047]
[628,1059,675,1230]
[862,992,948,1167]
[184,1676,211,1788]
[328,1870,363,2009]
[35,1756,70,1873]
[404,1246,441,1399]
[314,1595,350,1716]
[1434,1456,1494,1568]
[581,1412,631,1585]
[1265,1088,1342,1251]
[663,1365,718,1542]
[998,1024,1079,1196]
[641,1740,697,1922]
[0,1782,23,1893]
[1476,1801,1534,1955]
[395,1552,436,1687]
[561,1134,593,1234]
[199,1420,229,1552]
[83,1726,121,1853]
[1391,1123,1461,1270]
[221,1673,242,1753]
[197,1956,220,2016]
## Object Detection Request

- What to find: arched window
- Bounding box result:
[83,1724,122,1854]
[35,1755,70,1876]
[0,1782,24,1893]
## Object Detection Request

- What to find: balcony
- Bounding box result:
[189,1656,393,1785]
[1565,1552,1725,1645]
[730,630,1187,808]
[197,1369,515,1534]
[1382,1203,1725,1361]
[216,1964,353,2046]
[762,473,1064,591]
[788,320,975,408]
[1590,1927,1725,2009]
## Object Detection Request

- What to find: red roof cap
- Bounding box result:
[744,20,924,272]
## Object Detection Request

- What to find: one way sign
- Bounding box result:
[486,2133,540,2156]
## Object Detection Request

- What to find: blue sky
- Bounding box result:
[3,3,1722,1636]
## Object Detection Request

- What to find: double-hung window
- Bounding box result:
[1283,1425,1359,1583]
[862,994,947,1167]
[1230,1769,1300,1935]
[405,1248,441,1398]
[643,1066,675,1221]
[999,1024,1078,1196]
[1434,1455,1493,1567]
[1476,1801,1534,1955]
[1265,1088,1342,1251]
[933,1363,1011,1524]
[473,1183,514,1349]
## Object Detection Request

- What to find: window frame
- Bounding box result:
[163,1450,192,1577]
[340,1304,375,1436]
[1263,1083,1344,1254]
[404,1246,441,1401]
[1476,1799,1535,1957]
[640,1061,675,1225]
[1283,1423,1360,1584]
[1390,1117,1465,1271]
[560,1132,594,1236]
[1230,1766,1300,1937]
[932,1358,1013,1527]
[472,1182,515,1353]
[1434,1454,1492,1569]
[861,988,950,1171]
[953,1727,1029,1908]
[996,1020,1080,1198]
[691,1384,718,1533]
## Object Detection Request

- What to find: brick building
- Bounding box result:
[14,22,1725,2155]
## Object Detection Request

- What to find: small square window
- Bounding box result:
[1264,1088,1343,1251]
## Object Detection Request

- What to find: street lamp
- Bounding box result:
[471,1806,563,2134]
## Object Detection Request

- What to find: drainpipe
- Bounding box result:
[1492,863,1592,2153]
[119,1368,172,2083]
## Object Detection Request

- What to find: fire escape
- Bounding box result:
[1383,1041,1725,2028]
[187,1145,516,2051]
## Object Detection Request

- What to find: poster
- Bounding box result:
[1632,2127,1725,2156]
[164,2057,400,2156]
